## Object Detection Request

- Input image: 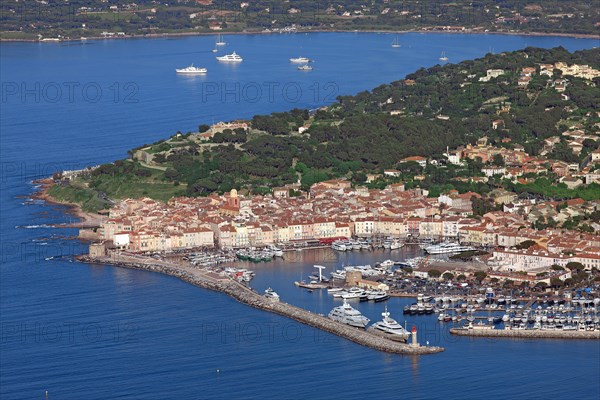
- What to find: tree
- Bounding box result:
[428,269,442,278]
[565,262,585,272]
[492,153,505,166]
[353,171,367,183]
[550,277,563,288]
[474,271,487,282]
[198,124,210,133]
[442,272,454,281]
[551,264,564,271]
[457,274,467,281]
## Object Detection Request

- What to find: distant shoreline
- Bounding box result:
[2,28,599,43]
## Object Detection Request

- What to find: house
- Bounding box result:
[400,156,427,168]
[272,187,289,198]
[488,189,518,205]
[384,169,401,177]
[492,120,505,130]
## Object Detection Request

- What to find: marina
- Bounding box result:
[80,252,444,355]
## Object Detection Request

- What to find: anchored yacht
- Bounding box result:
[368,306,411,341]
[216,51,243,62]
[328,299,370,328]
[175,64,207,74]
[264,287,280,301]
[290,57,310,63]
[424,242,474,254]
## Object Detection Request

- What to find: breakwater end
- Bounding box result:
[450,327,600,340]
[80,254,443,355]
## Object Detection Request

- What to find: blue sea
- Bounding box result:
[1,32,599,399]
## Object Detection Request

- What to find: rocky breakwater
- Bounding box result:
[81,254,443,355]
[450,327,600,340]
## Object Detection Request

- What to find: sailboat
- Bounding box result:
[439,51,449,62]
[216,33,226,46]
[391,36,401,48]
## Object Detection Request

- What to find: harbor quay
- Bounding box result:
[78,253,443,355]
[450,327,600,340]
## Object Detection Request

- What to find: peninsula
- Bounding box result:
[2,1,599,41]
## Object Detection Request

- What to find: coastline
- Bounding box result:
[31,178,104,228]
[2,27,598,43]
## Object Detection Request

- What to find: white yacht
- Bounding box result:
[424,242,474,254]
[297,64,313,71]
[390,239,403,250]
[391,36,401,48]
[216,51,243,62]
[264,287,280,301]
[269,246,284,257]
[367,291,390,302]
[368,306,411,341]
[328,299,370,328]
[290,57,310,63]
[330,270,346,280]
[331,241,347,251]
[439,51,449,62]
[175,64,207,74]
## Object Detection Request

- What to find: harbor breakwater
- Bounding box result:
[450,327,600,340]
[80,254,443,355]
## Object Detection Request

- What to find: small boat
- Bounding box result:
[270,246,284,257]
[264,287,280,301]
[297,64,312,71]
[290,57,311,63]
[391,36,401,48]
[216,33,226,46]
[176,64,207,74]
[439,51,449,62]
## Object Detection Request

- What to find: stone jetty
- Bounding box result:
[450,327,600,340]
[81,254,443,355]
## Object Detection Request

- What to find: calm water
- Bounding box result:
[1,33,599,399]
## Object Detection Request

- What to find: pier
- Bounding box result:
[450,327,600,340]
[80,253,443,355]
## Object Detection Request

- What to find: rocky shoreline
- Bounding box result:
[79,254,444,355]
[31,178,104,229]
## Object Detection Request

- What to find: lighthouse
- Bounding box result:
[411,326,419,347]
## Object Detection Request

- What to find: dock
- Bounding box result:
[450,327,600,340]
[80,253,443,355]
